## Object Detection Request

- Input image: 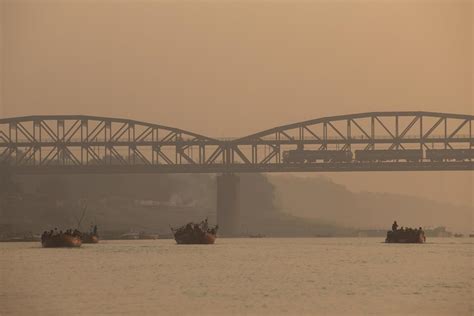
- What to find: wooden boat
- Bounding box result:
[385,229,425,243]
[81,233,99,243]
[173,230,217,244]
[42,235,82,248]
[81,225,99,243]
[171,220,218,244]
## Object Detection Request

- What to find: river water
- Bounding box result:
[1,238,472,315]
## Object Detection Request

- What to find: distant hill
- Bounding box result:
[269,175,473,233]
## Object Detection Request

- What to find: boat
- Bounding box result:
[385,228,426,243]
[81,225,99,244]
[119,232,139,240]
[117,231,158,240]
[171,219,218,244]
[0,234,41,242]
[41,234,82,248]
[138,232,159,240]
[81,233,99,243]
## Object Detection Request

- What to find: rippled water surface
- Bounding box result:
[1,238,472,315]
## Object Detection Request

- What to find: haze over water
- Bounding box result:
[1,1,473,315]
[1,238,472,315]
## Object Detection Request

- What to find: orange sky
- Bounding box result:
[0,0,472,208]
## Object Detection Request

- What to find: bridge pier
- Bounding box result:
[216,173,240,237]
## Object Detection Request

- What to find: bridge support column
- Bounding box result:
[217,173,240,237]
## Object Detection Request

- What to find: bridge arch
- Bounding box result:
[235,111,474,142]
[226,112,473,167]
[0,115,224,168]
[0,115,217,142]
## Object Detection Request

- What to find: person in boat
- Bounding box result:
[201,218,208,231]
[209,226,218,235]
[186,223,192,232]
[392,221,398,231]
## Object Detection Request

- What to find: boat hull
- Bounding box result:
[81,234,99,244]
[42,236,82,248]
[385,230,426,243]
[174,232,216,245]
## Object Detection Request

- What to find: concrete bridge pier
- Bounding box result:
[216,173,240,237]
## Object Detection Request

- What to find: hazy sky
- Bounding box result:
[0,0,472,207]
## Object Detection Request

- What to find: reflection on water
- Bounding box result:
[1,238,472,315]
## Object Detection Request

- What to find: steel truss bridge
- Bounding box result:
[1,112,473,174]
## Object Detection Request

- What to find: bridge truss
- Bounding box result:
[1,112,473,174]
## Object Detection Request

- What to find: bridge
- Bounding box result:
[2,111,473,235]
[1,111,473,173]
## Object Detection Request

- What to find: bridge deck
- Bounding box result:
[7,161,473,174]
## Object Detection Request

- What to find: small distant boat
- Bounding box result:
[171,219,218,244]
[119,232,139,240]
[249,234,265,238]
[453,233,464,238]
[42,234,82,248]
[0,235,40,242]
[118,231,158,240]
[138,232,159,240]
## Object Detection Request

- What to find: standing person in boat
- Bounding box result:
[392,221,398,231]
[201,218,208,231]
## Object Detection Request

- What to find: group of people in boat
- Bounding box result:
[174,218,217,236]
[391,221,424,233]
[387,221,426,243]
[172,218,219,244]
[41,225,98,242]
[41,228,81,243]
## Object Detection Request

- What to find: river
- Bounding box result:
[1,238,472,315]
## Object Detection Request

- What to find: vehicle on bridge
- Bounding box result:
[282,150,353,163]
[425,149,473,162]
[355,149,423,162]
